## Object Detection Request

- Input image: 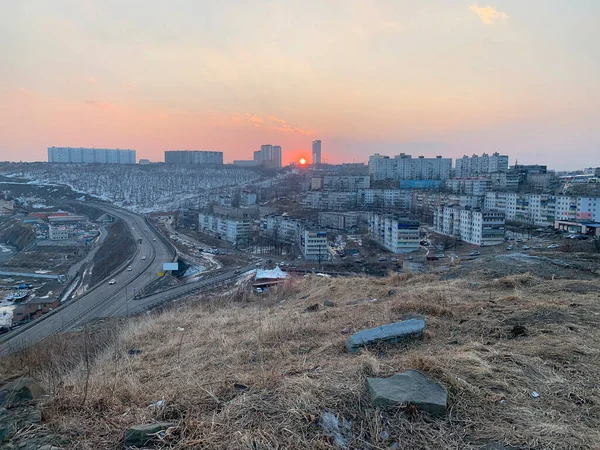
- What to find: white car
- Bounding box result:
[127,266,132,271]
[142,256,146,260]
[108,279,116,285]
[547,244,559,249]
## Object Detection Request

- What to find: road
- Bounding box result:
[0,204,175,355]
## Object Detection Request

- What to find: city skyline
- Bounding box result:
[1,1,599,169]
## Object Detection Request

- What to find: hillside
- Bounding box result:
[2,264,600,449]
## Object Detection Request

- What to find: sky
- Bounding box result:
[1,1,599,169]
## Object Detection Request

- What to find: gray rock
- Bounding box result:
[345,319,425,353]
[367,370,447,415]
[0,379,46,408]
[0,406,42,443]
[324,300,336,307]
[124,422,174,447]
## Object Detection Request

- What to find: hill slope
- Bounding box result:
[3,269,600,449]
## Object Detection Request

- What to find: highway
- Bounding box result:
[0,204,176,355]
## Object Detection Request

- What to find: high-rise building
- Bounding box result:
[255,144,282,168]
[47,147,136,164]
[312,140,322,165]
[164,150,223,165]
[368,153,452,181]
[455,152,509,178]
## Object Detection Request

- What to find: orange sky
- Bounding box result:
[1,1,599,169]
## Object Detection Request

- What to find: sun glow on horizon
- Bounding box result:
[299,157,307,165]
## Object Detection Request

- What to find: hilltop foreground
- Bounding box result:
[2,261,600,449]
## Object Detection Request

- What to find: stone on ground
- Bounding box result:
[367,369,447,415]
[345,319,425,353]
[124,422,174,447]
[0,378,46,408]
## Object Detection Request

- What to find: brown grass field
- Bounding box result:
[2,269,600,449]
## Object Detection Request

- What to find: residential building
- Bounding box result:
[368,153,452,181]
[454,152,509,177]
[164,150,223,165]
[300,229,328,260]
[232,160,261,167]
[49,226,69,240]
[310,175,370,191]
[399,180,442,190]
[368,214,420,253]
[485,192,600,226]
[197,213,250,245]
[12,298,60,324]
[138,159,151,165]
[302,191,358,210]
[48,147,136,164]
[318,211,363,230]
[446,177,491,196]
[434,206,505,246]
[254,144,282,168]
[240,191,257,206]
[312,140,322,165]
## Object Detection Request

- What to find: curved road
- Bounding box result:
[0,204,174,355]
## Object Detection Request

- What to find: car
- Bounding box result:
[255,262,260,267]
[152,238,156,242]
[469,251,480,256]
[141,256,146,260]
[522,245,530,250]
[378,257,387,261]
[436,254,446,259]
[390,257,398,262]
[516,238,523,243]
[234,269,240,274]
[108,279,116,285]
[127,266,133,271]
[547,244,559,249]
[534,244,543,248]
[506,246,514,251]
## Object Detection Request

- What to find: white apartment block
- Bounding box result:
[455,152,509,178]
[48,147,136,164]
[485,193,600,226]
[300,229,329,260]
[302,189,412,210]
[318,211,363,230]
[49,226,69,240]
[434,206,505,246]
[302,191,358,210]
[368,153,451,181]
[198,213,250,245]
[446,177,491,196]
[368,214,420,253]
[320,175,371,191]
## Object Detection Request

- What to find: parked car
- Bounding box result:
[378,257,387,261]
[522,245,530,250]
[469,251,480,256]
[547,244,559,249]
[506,246,514,251]
[390,257,398,262]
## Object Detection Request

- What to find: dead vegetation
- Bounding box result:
[2,271,600,449]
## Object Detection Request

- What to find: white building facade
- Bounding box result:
[369,153,452,181]
[455,152,509,178]
[198,213,250,245]
[368,214,420,253]
[434,206,505,246]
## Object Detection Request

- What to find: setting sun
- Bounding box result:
[299,158,306,165]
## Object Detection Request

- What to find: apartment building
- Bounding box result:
[48,147,136,164]
[198,213,250,245]
[434,206,505,246]
[357,189,412,208]
[485,192,600,226]
[368,214,420,253]
[49,226,69,240]
[446,177,491,196]
[319,175,371,191]
[300,229,329,260]
[318,211,364,230]
[454,152,509,177]
[164,150,223,165]
[302,191,358,210]
[254,144,282,169]
[368,153,452,181]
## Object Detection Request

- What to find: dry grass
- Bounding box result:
[3,272,600,449]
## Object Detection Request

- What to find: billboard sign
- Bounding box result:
[163,262,179,271]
